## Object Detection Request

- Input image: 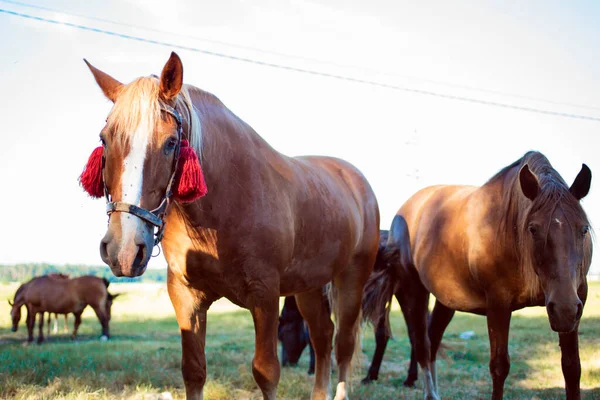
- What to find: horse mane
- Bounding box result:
[12,282,28,306]
[486,151,591,298]
[106,77,204,158]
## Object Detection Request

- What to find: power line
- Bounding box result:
[5,0,600,113]
[1,7,600,123]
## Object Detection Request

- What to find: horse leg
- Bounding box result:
[486,308,512,400]
[427,300,455,391]
[249,294,281,400]
[91,304,110,339]
[63,314,69,333]
[331,257,374,400]
[361,313,390,384]
[72,311,83,340]
[401,272,438,400]
[26,307,34,343]
[53,313,59,334]
[47,313,51,337]
[395,285,421,389]
[37,312,45,344]
[559,323,581,400]
[296,288,335,400]
[167,276,215,400]
[308,335,316,375]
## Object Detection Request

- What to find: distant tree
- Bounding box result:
[0,264,167,284]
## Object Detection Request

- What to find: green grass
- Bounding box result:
[1,282,600,399]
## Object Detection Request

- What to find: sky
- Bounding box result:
[0,0,598,272]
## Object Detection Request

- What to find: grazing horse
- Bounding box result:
[9,275,119,343]
[82,52,379,400]
[278,295,317,375]
[395,151,592,400]
[278,230,419,386]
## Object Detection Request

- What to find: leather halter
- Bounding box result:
[103,103,183,247]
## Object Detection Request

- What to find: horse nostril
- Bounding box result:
[547,301,556,316]
[100,241,109,263]
[134,244,147,267]
[576,301,583,320]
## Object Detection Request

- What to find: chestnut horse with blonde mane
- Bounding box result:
[81,52,379,400]
[390,151,592,400]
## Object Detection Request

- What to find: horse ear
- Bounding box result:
[8,299,13,306]
[84,59,123,102]
[159,52,184,101]
[519,164,539,201]
[570,164,592,200]
[110,293,121,300]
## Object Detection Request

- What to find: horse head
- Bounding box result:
[278,297,309,367]
[519,162,592,333]
[8,298,21,332]
[82,52,206,277]
[105,292,122,321]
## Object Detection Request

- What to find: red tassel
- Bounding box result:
[174,140,208,203]
[79,146,104,198]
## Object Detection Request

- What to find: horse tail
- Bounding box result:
[102,278,110,288]
[361,267,395,338]
[387,214,414,276]
[361,229,395,337]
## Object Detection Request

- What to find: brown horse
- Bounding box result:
[83,52,379,399]
[392,151,592,400]
[9,275,119,343]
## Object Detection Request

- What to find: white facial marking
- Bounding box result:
[120,103,152,245]
[554,218,563,227]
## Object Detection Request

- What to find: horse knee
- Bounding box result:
[489,355,510,381]
[182,360,207,391]
[252,354,280,393]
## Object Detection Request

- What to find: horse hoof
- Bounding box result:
[100,335,108,342]
[361,377,374,385]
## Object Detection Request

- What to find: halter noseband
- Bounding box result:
[103,103,183,247]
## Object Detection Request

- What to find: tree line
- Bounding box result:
[0,263,166,284]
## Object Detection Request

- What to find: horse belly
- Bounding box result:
[280,240,348,295]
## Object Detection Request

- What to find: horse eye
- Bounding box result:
[165,137,178,152]
[581,226,590,236]
[528,224,538,235]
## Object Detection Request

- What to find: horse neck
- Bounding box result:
[180,88,287,225]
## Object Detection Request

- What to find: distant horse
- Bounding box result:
[44,274,70,336]
[394,151,592,400]
[278,230,420,386]
[82,52,379,399]
[9,275,119,343]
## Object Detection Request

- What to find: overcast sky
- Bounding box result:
[0,0,598,272]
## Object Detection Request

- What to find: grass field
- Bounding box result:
[1,281,600,400]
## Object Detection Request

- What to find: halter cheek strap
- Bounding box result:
[104,103,183,247]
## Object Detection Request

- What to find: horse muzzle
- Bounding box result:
[100,226,152,277]
[546,298,583,333]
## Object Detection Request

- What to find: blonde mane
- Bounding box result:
[106,76,202,158]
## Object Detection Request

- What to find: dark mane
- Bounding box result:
[486,151,590,297]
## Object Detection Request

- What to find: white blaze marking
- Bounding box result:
[120,104,152,246]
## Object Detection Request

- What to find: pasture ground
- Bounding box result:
[1,281,600,399]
